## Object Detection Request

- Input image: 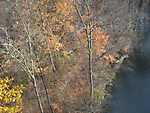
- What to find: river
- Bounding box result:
[110,5,150,113]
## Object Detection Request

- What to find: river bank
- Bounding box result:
[102,1,150,112]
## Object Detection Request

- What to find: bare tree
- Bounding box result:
[0,26,45,113]
[74,0,94,112]
[1,0,55,112]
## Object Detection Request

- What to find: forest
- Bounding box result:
[0,0,149,113]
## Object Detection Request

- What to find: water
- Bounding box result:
[110,3,150,113]
[111,69,150,113]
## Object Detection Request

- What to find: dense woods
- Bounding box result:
[0,0,145,113]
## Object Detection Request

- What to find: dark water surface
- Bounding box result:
[110,3,150,113]
[111,69,150,113]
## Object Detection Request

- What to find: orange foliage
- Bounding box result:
[103,53,119,64]
[76,27,109,55]
[48,36,63,51]
[103,47,129,64]
[56,0,74,16]
[33,0,75,53]
[93,28,109,54]
[56,0,75,32]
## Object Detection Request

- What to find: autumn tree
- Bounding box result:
[0,0,130,113]
[0,77,24,113]
[74,0,111,112]
[2,0,75,112]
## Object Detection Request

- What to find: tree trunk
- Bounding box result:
[32,77,44,113]
[86,23,94,113]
